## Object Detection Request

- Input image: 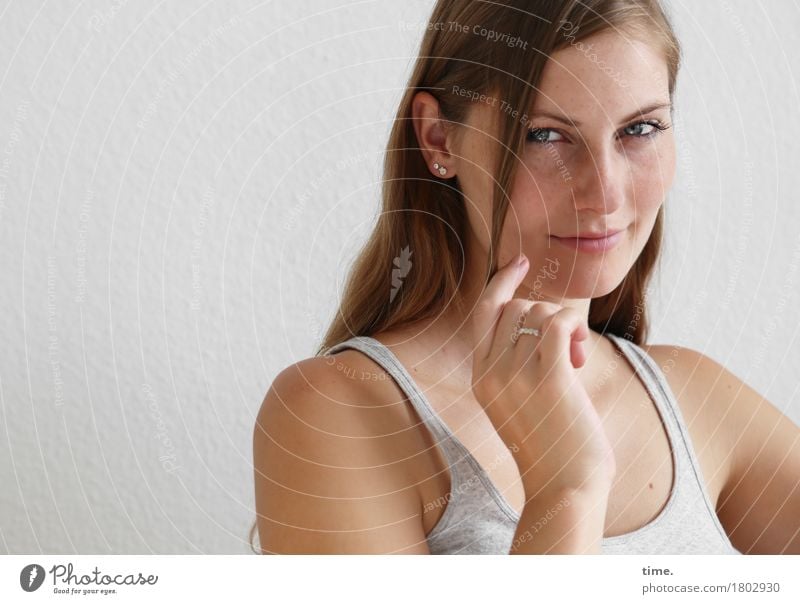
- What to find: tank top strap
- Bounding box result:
[322,336,465,470]
[605,333,733,546]
[605,334,683,450]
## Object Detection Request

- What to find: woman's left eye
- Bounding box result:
[622,120,669,137]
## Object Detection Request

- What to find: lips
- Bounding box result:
[554,228,625,239]
[549,227,626,253]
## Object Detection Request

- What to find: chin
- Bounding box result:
[535,266,628,301]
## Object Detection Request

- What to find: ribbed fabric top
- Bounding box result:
[323,333,740,555]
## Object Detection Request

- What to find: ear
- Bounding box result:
[411,91,457,179]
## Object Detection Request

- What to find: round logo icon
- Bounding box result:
[20,564,46,592]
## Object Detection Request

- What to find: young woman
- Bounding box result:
[252,0,800,554]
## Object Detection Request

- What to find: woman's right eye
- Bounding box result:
[526,128,563,144]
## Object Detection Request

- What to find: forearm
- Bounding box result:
[508,483,611,554]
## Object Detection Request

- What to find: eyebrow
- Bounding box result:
[529,102,672,127]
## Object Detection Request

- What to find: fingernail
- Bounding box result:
[516,254,527,267]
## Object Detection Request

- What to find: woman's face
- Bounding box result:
[455,28,676,300]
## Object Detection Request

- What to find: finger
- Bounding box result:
[509,302,563,372]
[537,308,589,374]
[471,254,529,363]
[570,318,589,368]
[490,298,533,358]
[571,337,586,368]
[504,300,561,356]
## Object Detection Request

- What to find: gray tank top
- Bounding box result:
[323,333,740,555]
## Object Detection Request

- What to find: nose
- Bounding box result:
[571,144,626,215]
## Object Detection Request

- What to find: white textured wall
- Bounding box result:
[0,0,797,554]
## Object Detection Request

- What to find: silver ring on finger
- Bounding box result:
[511,326,541,343]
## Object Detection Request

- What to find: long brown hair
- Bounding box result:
[319,0,680,353]
[251,0,680,553]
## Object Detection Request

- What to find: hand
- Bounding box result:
[470,254,617,493]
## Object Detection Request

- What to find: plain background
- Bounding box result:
[0,0,798,554]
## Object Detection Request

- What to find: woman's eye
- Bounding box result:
[622,120,666,137]
[526,128,563,144]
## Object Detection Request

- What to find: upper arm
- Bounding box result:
[710,358,800,554]
[651,345,800,554]
[253,357,430,554]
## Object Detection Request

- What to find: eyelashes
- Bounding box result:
[622,120,671,137]
[526,120,671,145]
[526,128,562,144]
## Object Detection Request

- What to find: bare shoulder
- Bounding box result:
[639,342,725,404]
[642,342,800,553]
[638,342,732,417]
[640,342,759,448]
[253,353,430,554]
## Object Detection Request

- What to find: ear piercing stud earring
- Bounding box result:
[433,162,447,176]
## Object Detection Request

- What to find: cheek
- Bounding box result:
[495,164,554,257]
[502,155,566,236]
[517,147,576,196]
[629,143,675,217]
[509,157,562,211]
[525,147,576,183]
